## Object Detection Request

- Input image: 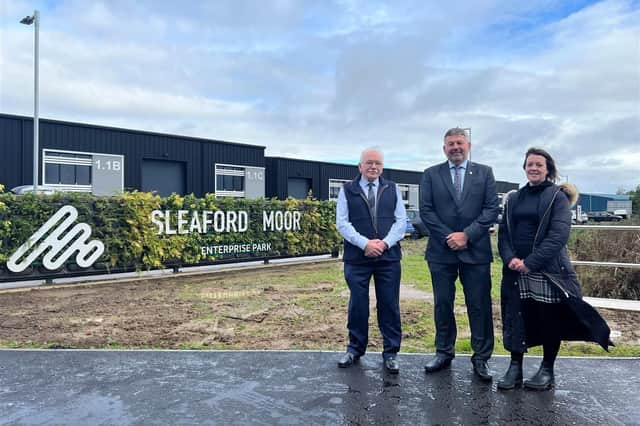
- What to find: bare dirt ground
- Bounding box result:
[0,261,638,351]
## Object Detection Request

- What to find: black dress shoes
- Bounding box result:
[497,361,523,390]
[337,352,360,368]
[424,355,452,373]
[524,362,554,390]
[472,359,493,381]
[384,357,399,374]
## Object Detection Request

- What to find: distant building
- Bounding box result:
[0,113,265,198]
[265,157,426,210]
[264,157,518,210]
[578,193,632,215]
[0,113,518,207]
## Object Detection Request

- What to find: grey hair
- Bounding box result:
[443,127,469,141]
[359,147,384,164]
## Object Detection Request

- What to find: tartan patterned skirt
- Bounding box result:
[518,272,563,304]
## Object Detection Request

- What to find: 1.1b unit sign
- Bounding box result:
[92,153,125,195]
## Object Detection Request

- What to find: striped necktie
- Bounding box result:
[453,167,462,200]
[367,182,376,218]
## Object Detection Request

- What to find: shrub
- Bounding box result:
[569,223,640,300]
[0,191,341,279]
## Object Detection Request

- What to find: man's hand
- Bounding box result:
[446,232,468,251]
[508,257,530,273]
[364,239,387,257]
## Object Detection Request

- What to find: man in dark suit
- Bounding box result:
[336,147,407,374]
[420,128,499,381]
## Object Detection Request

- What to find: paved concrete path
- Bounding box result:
[584,296,640,312]
[1,350,638,425]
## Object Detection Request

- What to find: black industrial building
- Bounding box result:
[265,157,425,209]
[0,113,264,198]
[0,113,517,206]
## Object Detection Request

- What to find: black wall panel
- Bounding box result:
[383,169,423,185]
[265,157,424,200]
[0,113,264,197]
[496,181,519,194]
[0,116,25,188]
[265,156,517,202]
[1,113,517,200]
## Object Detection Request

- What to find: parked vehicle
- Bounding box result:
[571,210,588,224]
[587,211,623,222]
[405,219,416,238]
[496,204,505,228]
[406,209,429,239]
[10,185,58,195]
[612,209,629,219]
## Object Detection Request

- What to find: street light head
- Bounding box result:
[20,15,35,25]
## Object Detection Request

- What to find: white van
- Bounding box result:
[571,210,588,224]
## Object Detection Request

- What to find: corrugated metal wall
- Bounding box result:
[0,115,27,187]
[266,156,518,202]
[1,113,517,200]
[496,181,519,194]
[0,113,264,197]
[265,157,324,199]
[578,194,610,213]
[265,157,424,199]
[382,169,422,186]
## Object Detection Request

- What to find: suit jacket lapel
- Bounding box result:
[439,162,460,205]
[460,162,475,204]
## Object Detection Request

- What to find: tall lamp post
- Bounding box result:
[463,127,471,160]
[20,10,40,192]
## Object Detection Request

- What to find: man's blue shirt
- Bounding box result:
[336,176,407,250]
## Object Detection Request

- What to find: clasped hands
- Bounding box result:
[364,239,388,257]
[446,232,468,251]
[508,257,530,273]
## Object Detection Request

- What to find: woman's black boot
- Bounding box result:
[497,360,523,390]
[524,361,554,390]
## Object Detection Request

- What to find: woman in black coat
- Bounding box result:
[497,147,612,391]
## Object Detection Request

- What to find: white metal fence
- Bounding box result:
[571,224,640,311]
[571,225,640,269]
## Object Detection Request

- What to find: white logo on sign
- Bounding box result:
[6,205,105,273]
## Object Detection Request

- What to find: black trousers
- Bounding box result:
[428,261,494,361]
[344,261,402,359]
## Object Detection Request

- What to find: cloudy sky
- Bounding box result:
[1,0,638,193]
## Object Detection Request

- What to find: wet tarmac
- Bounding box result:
[1,350,638,425]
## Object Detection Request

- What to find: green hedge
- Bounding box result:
[0,188,341,275]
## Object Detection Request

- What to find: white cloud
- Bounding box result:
[1,0,638,193]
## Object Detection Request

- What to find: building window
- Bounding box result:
[329,179,349,201]
[215,164,246,197]
[398,184,410,204]
[397,183,419,210]
[43,150,92,192]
